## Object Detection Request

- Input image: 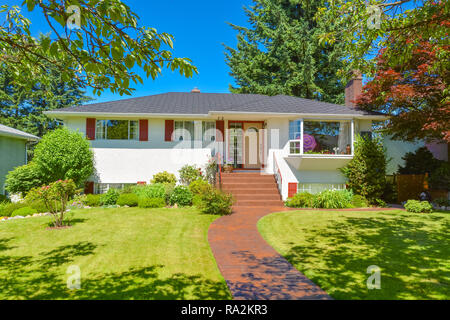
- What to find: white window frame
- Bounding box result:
[202,121,216,142]
[95,120,139,141]
[174,121,195,142]
[298,183,347,194]
[288,119,354,156]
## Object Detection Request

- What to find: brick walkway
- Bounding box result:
[208,206,332,300]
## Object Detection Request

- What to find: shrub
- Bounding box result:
[85,194,102,207]
[198,189,234,215]
[313,190,353,209]
[382,180,398,204]
[179,165,202,185]
[138,197,166,208]
[33,127,94,187]
[285,192,315,208]
[100,188,120,206]
[0,201,9,216]
[204,157,217,186]
[351,195,368,208]
[430,162,450,190]
[0,194,10,203]
[117,193,139,207]
[189,179,212,195]
[120,184,135,194]
[404,200,433,213]
[374,199,388,207]
[163,183,175,204]
[70,194,87,208]
[0,202,29,217]
[28,200,51,213]
[169,185,193,206]
[341,135,387,204]
[192,194,204,208]
[151,171,177,185]
[434,197,450,207]
[398,147,442,174]
[5,162,44,196]
[26,180,78,227]
[12,206,38,217]
[132,184,166,199]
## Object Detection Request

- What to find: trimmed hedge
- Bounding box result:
[117,193,139,207]
[85,194,102,207]
[138,197,166,208]
[12,206,38,217]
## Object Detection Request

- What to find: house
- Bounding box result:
[0,124,39,195]
[46,73,403,200]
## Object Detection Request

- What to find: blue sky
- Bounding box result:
[5,0,253,103]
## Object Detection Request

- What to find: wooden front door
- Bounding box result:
[243,122,263,169]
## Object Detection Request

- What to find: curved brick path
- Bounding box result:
[208,206,332,300]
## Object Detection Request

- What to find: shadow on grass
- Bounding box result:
[0,239,230,300]
[282,212,450,299]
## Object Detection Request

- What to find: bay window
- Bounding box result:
[288,119,354,156]
[96,120,138,140]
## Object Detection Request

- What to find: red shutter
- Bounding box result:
[139,119,148,141]
[86,118,96,140]
[216,120,224,142]
[84,181,94,195]
[165,120,174,142]
[288,183,298,198]
[137,181,147,185]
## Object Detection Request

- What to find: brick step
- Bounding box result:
[220,176,276,184]
[222,183,277,189]
[233,194,281,201]
[222,188,281,195]
[233,200,285,207]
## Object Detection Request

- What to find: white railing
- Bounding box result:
[273,152,282,194]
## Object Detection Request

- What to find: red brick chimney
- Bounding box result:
[345,71,362,107]
[191,87,200,93]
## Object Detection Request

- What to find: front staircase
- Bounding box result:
[220,172,284,207]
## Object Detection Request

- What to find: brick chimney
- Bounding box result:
[191,87,200,93]
[345,71,362,107]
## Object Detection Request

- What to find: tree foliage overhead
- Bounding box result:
[0,0,198,96]
[225,0,348,104]
[0,57,91,137]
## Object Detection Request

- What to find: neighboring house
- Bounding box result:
[0,124,39,195]
[46,74,396,200]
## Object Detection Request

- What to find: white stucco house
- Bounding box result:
[45,77,447,200]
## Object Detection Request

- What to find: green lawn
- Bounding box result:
[258,210,450,300]
[0,207,231,300]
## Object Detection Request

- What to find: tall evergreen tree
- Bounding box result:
[0,63,92,137]
[225,0,348,104]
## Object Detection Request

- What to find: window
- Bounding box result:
[229,122,243,166]
[303,121,351,155]
[298,183,346,194]
[174,121,194,141]
[289,120,301,154]
[95,120,138,140]
[202,121,216,142]
[94,183,135,194]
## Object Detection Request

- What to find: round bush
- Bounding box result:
[285,192,314,208]
[198,189,234,215]
[117,193,139,207]
[151,171,177,185]
[11,206,38,217]
[192,194,204,207]
[138,197,166,208]
[351,195,368,208]
[189,179,212,195]
[179,165,202,185]
[100,188,120,206]
[28,200,51,213]
[85,194,102,207]
[404,200,433,213]
[169,186,193,206]
[1,202,29,217]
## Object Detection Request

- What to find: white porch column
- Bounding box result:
[300,118,304,155]
[194,120,202,149]
[351,119,355,155]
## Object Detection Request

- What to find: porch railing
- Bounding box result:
[273,152,282,194]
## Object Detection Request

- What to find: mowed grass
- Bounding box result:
[0,207,231,300]
[258,210,450,300]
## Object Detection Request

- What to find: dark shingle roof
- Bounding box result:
[48,92,381,116]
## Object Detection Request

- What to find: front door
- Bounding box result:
[243,122,263,169]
